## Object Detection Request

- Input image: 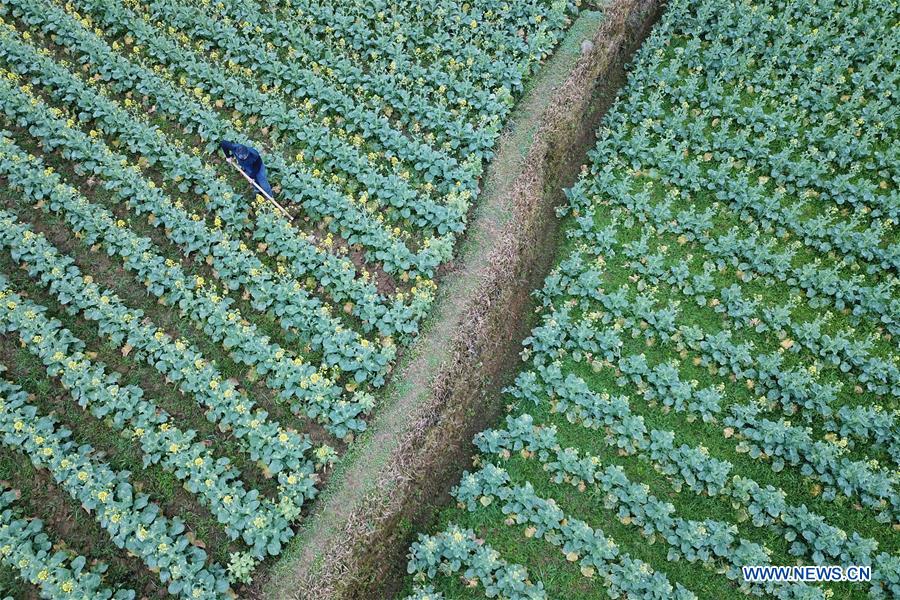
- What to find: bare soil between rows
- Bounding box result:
[261,1,664,597]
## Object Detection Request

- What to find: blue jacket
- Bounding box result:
[220,140,274,198]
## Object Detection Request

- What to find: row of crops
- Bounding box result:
[403,0,899,597]
[0,0,582,596]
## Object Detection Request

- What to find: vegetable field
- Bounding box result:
[0,0,581,597]
[404,0,899,598]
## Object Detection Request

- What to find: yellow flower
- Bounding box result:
[61,581,74,593]
[194,457,204,467]
[77,471,89,482]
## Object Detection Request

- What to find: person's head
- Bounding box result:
[235,146,250,161]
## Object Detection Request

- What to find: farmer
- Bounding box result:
[219,140,274,199]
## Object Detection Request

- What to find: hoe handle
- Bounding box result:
[226,157,293,221]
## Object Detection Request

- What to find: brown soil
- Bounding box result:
[260,1,663,598]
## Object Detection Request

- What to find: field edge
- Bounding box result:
[262,1,663,597]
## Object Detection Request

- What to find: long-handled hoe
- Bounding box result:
[225,156,294,221]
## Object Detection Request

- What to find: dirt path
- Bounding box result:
[262,1,663,597]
